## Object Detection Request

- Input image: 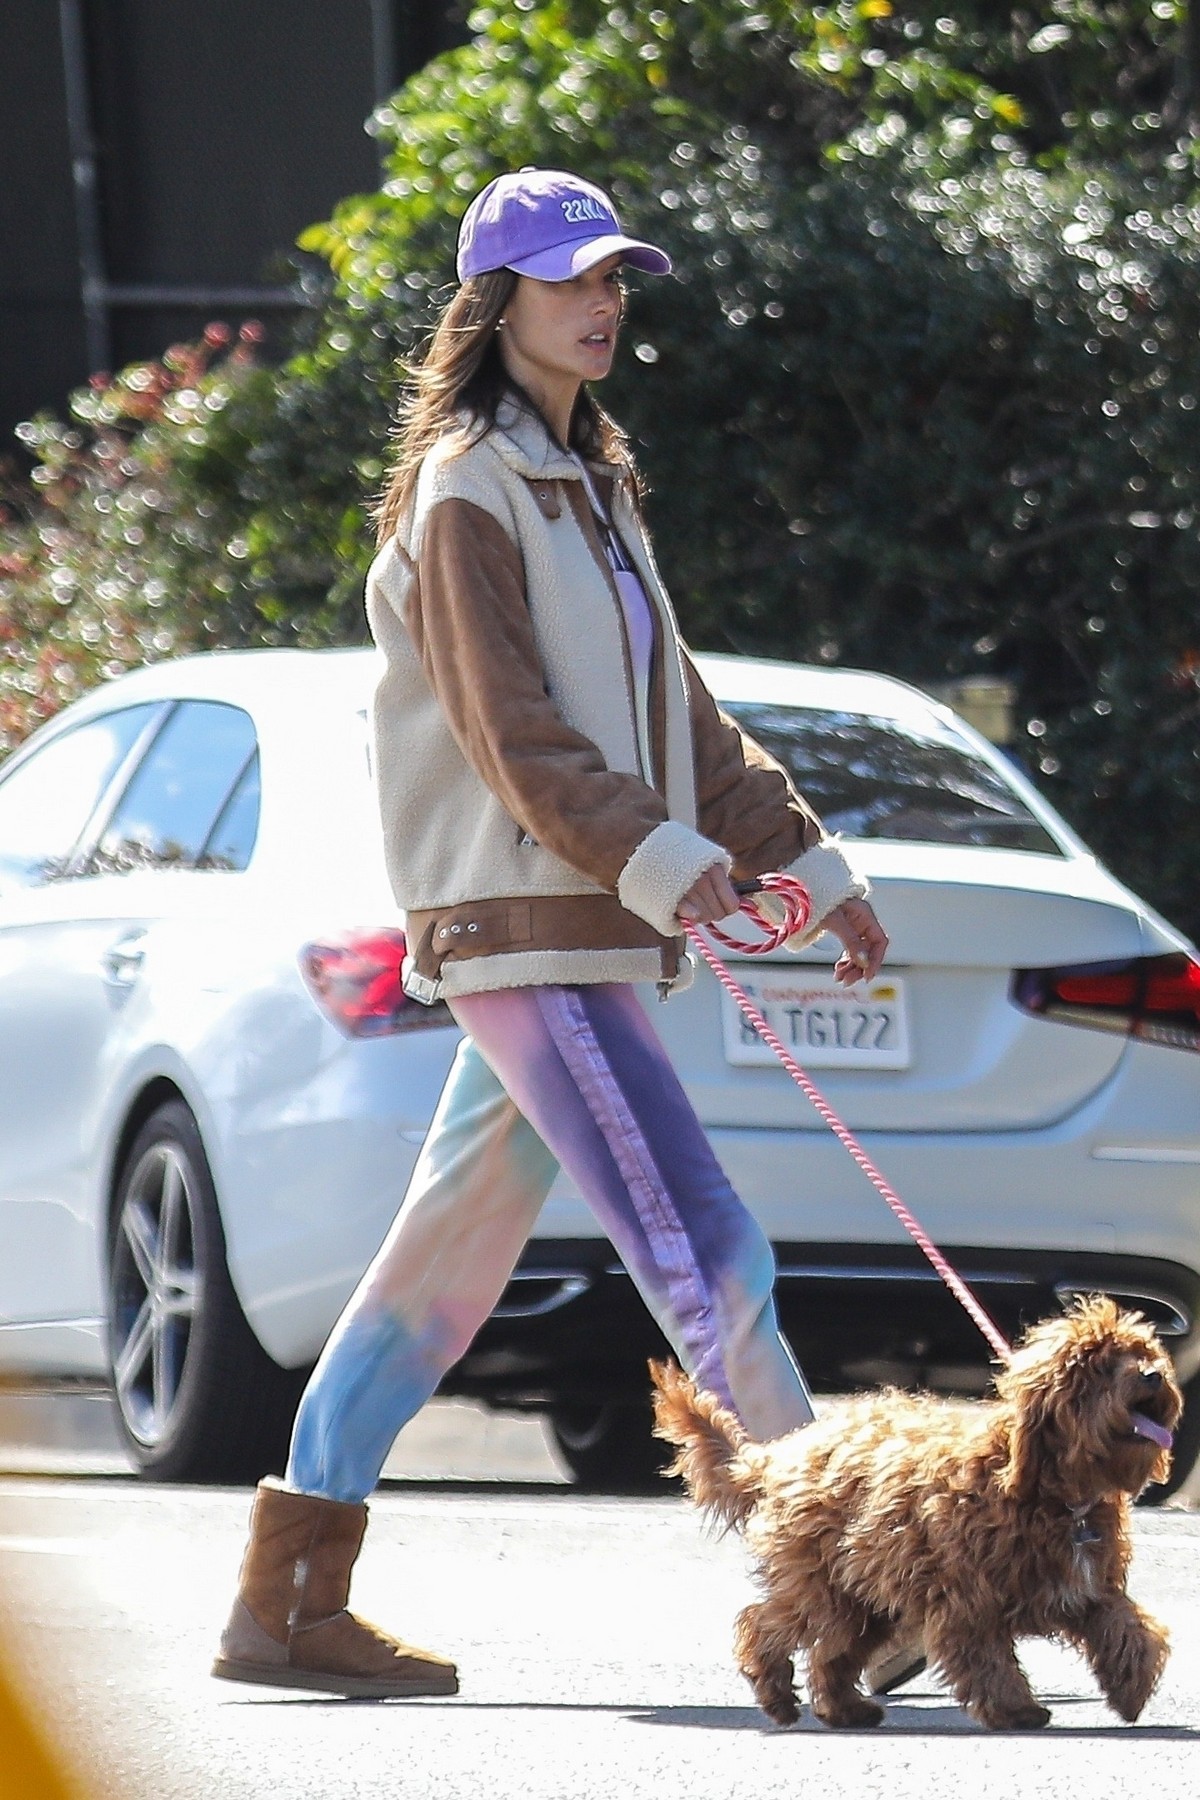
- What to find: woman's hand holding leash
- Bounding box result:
[676,863,742,926]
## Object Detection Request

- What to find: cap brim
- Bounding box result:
[508,233,672,281]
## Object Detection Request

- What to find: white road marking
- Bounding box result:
[0,1536,95,1556]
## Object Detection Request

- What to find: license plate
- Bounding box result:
[720,973,911,1070]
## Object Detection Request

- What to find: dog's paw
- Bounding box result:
[1105,1625,1170,1721]
[1108,1674,1160,1724]
[980,1701,1051,1731]
[813,1695,885,1729]
[760,1691,801,1728]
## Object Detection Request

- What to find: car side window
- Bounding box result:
[198,751,260,872]
[0,704,162,891]
[87,701,259,876]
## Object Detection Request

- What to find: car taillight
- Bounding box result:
[1012,952,1200,1053]
[299,929,452,1038]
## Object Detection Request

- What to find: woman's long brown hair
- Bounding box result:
[374,269,637,546]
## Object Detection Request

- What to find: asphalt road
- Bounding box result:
[1,1399,1199,1800]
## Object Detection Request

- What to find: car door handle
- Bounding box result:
[102,933,147,987]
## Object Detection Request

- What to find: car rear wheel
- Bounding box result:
[546,1398,676,1492]
[108,1099,306,1483]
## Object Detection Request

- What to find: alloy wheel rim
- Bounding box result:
[110,1144,200,1447]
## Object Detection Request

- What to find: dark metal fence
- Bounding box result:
[0,2,467,446]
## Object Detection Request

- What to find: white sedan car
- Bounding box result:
[0,649,1197,1493]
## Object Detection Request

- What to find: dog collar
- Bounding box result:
[1130,1411,1173,1451]
[1068,1501,1101,1547]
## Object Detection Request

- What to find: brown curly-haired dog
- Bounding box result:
[651,1296,1181,1731]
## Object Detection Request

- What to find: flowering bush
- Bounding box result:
[0,307,396,751]
[1,324,265,747]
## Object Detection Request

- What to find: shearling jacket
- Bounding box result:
[364,399,865,1001]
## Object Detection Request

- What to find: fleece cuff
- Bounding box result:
[782,839,868,949]
[617,820,732,939]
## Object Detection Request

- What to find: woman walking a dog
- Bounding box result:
[212,168,889,1699]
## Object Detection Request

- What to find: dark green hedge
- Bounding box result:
[3,1,1199,935]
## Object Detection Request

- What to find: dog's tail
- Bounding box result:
[649,1360,761,1532]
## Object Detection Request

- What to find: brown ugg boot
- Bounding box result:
[211,1479,459,1698]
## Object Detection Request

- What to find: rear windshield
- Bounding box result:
[721,703,1064,854]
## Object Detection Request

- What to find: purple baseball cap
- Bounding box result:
[456,168,672,283]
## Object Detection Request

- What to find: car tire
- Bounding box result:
[1136,1366,1200,1507]
[546,1398,677,1492]
[107,1099,307,1484]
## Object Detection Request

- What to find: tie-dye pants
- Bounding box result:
[286,982,814,1502]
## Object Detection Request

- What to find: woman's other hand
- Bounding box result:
[824,897,889,986]
[676,863,740,926]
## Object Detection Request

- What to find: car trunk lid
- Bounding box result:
[651,845,1144,1133]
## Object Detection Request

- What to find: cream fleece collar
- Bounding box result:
[487,397,623,486]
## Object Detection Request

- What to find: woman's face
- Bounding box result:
[499,254,626,395]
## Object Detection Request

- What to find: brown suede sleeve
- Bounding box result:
[404,496,669,891]
[683,649,824,878]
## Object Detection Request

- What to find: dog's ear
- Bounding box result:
[1145,1441,1173,1491]
[995,1313,1081,1500]
[997,1378,1059,1501]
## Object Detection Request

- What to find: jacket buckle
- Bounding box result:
[403,969,444,1007]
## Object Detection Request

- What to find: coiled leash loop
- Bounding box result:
[703,870,813,956]
[682,875,1012,1362]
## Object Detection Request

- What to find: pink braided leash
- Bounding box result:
[684,873,1011,1362]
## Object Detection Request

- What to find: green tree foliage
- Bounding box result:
[3,0,1200,931]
